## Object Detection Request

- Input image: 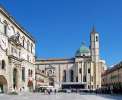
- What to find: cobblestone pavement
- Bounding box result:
[0,93,122,100]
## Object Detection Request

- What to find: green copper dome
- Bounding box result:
[75,42,90,56]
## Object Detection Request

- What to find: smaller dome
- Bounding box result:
[75,42,90,57]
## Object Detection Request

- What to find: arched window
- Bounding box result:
[70,70,74,82]
[27,40,30,51]
[63,70,66,82]
[96,36,98,41]
[2,60,5,69]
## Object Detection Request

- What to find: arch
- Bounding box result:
[49,78,54,86]
[0,75,8,93]
[63,70,66,82]
[28,80,33,92]
[13,68,18,89]
[70,70,74,82]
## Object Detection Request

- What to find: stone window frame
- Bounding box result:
[27,40,30,51]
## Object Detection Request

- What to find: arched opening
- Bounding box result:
[13,68,18,89]
[28,80,33,92]
[63,70,66,82]
[0,75,7,93]
[70,70,74,82]
[49,78,54,86]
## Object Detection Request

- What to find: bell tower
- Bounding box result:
[90,26,99,62]
[90,26,101,89]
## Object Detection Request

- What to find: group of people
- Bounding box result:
[44,89,57,95]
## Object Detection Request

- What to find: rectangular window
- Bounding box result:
[22,68,25,81]
[31,43,33,53]
[96,36,98,41]
[4,25,7,35]
[76,76,78,82]
[0,22,4,33]
[23,39,25,47]
[88,68,90,73]
[91,76,93,82]
[27,55,29,61]
[83,75,86,82]
[79,68,82,74]
[11,47,14,53]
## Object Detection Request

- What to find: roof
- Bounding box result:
[35,58,75,64]
[102,61,122,76]
[36,58,74,61]
[75,42,90,56]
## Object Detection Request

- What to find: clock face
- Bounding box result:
[0,35,7,51]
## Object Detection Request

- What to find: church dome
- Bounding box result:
[75,42,90,57]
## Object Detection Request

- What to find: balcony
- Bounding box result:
[8,55,23,63]
[8,34,21,47]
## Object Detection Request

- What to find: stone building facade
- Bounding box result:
[35,69,49,89]
[101,61,122,93]
[36,27,106,90]
[0,6,35,93]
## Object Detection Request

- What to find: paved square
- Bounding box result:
[0,93,122,100]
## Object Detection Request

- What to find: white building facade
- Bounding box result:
[0,6,35,93]
[36,27,106,90]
